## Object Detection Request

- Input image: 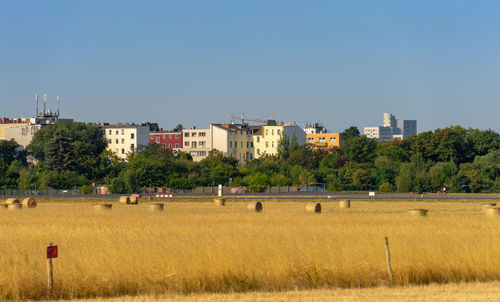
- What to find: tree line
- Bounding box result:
[0,122,499,193]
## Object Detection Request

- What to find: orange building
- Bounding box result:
[306,133,343,149]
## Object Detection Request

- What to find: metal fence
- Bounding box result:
[0,188,81,197]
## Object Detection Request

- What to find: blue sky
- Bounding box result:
[1,1,499,132]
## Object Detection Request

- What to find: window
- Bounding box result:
[185,132,190,137]
[121,148,125,154]
[257,137,260,143]
[257,148,260,155]
[156,138,160,143]
[150,135,153,139]
[108,139,112,144]
[169,135,172,139]
[277,129,281,135]
[192,132,197,137]
[250,142,253,148]
[265,129,268,135]
[272,141,274,147]
[109,130,112,135]
[175,135,178,139]
[234,141,237,148]
[330,137,336,142]
[277,141,280,147]
[265,142,269,148]
[230,141,232,148]
[185,142,189,146]
[122,139,125,143]
[175,143,178,148]
[115,139,119,144]
[121,129,124,135]
[246,142,249,148]
[131,144,134,149]
[131,133,135,139]
[241,142,243,148]
[116,130,119,135]
[163,144,166,148]
[308,138,314,143]
[272,129,274,135]
[199,132,206,137]
[250,154,253,160]
[169,143,172,148]
[163,135,166,139]
[199,141,206,147]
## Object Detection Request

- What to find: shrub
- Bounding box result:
[379,182,393,192]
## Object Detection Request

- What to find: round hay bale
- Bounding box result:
[0,204,9,209]
[129,196,139,205]
[305,202,321,213]
[408,209,429,217]
[148,203,164,212]
[8,203,22,210]
[5,198,20,205]
[93,204,112,211]
[119,196,130,204]
[481,203,497,211]
[214,198,225,206]
[22,197,37,208]
[247,201,262,212]
[485,207,500,218]
[339,199,351,208]
[460,199,469,203]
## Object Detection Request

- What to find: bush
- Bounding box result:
[80,185,94,195]
[379,182,393,192]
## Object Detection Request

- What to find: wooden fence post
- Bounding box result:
[384,237,394,284]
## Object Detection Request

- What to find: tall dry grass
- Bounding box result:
[0,201,498,300]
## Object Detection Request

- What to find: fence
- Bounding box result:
[0,188,81,197]
[142,184,327,195]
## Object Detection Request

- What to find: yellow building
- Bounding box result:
[253,123,306,158]
[306,133,342,149]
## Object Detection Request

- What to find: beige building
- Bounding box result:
[211,123,256,161]
[104,124,150,159]
[181,127,211,161]
[253,123,306,158]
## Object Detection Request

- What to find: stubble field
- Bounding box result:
[0,199,499,300]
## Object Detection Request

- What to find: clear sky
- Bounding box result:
[1,1,499,132]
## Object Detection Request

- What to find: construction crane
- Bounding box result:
[228,113,276,125]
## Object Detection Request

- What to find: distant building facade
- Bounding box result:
[302,122,327,134]
[182,127,211,161]
[306,133,343,149]
[149,131,183,149]
[104,123,150,159]
[364,113,417,142]
[253,123,306,158]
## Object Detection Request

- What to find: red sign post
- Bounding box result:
[47,243,57,296]
[47,245,58,259]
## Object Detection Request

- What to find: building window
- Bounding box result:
[272,129,274,135]
[121,129,124,135]
[265,129,268,136]
[277,141,280,147]
[169,143,172,148]
[131,144,134,149]
[163,135,166,139]
[257,149,260,155]
[116,139,119,144]
[257,137,260,143]
[246,142,249,148]
[234,141,237,148]
[122,139,125,143]
[150,135,153,139]
[250,142,253,148]
[272,141,274,147]
[156,138,160,143]
[169,135,172,139]
[163,144,166,148]
[199,132,206,137]
[108,139,112,144]
[109,130,112,135]
[185,142,189,146]
[175,135,178,139]
[308,138,314,143]
[230,141,232,148]
[192,132,197,137]
[330,137,336,142]
[199,141,206,147]
[241,142,243,148]
[265,142,268,148]
[185,132,190,137]
[131,133,134,139]
[121,149,125,154]
[116,130,119,135]
[277,129,281,135]
[175,143,178,148]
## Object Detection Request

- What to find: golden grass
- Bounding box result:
[0,201,499,300]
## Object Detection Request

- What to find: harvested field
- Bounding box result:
[0,200,498,300]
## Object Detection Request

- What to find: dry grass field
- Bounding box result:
[0,199,499,300]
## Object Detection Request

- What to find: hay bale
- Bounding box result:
[481,203,497,211]
[129,196,139,205]
[214,198,225,206]
[119,196,130,204]
[8,204,22,210]
[408,209,429,217]
[5,198,20,205]
[460,199,469,203]
[247,201,262,212]
[339,199,351,208]
[0,204,9,209]
[22,197,37,208]
[93,204,112,211]
[148,203,164,212]
[305,202,321,213]
[485,207,500,218]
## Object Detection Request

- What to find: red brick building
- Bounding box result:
[149,131,183,149]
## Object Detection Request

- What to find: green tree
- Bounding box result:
[343,136,377,163]
[341,126,360,141]
[396,163,415,192]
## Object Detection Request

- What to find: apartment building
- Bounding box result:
[253,123,306,158]
[104,123,150,159]
[149,131,182,149]
[211,123,256,161]
[182,127,211,161]
[364,113,417,142]
[306,133,342,149]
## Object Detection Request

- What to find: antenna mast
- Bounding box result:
[57,96,60,117]
[43,94,47,116]
[35,93,39,117]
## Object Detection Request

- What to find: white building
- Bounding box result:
[364,113,417,142]
[302,122,327,134]
[104,124,150,159]
[181,127,212,161]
